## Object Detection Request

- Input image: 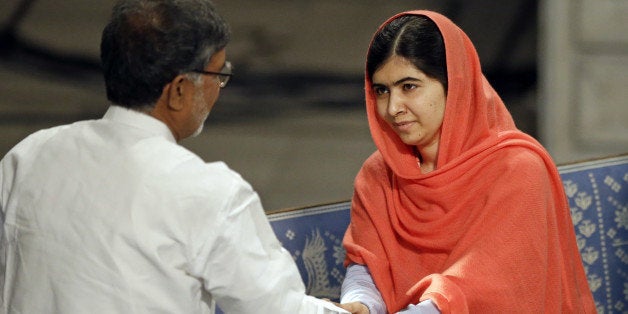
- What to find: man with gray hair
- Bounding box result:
[0,1,347,313]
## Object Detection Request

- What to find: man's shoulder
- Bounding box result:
[3,123,78,159]
[157,158,257,215]
[174,158,249,189]
[147,143,249,189]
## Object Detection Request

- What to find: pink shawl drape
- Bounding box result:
[343,10,595,313]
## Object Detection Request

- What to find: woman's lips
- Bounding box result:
[393,121,415,132]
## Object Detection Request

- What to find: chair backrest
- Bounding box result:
[558,154,627,313]
[267,201,351,301]
[265,154,628,312]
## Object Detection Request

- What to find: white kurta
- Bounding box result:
[0,106,347,314]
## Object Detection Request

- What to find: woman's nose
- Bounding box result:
[388,91,406,117]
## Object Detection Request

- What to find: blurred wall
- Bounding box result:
[1,1,536,76]
[539,0,628,163]
[4,0,624,208]
[0,0,565,210]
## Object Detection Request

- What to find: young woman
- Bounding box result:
[338,11,595,314]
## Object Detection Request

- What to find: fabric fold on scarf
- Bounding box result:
[343,10,595,313]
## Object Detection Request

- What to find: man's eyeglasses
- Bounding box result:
[192,61,233,88]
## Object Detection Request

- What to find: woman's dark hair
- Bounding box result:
[367,15,447,91]
[100,0,230,108]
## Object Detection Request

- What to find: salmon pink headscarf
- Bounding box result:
[342,10,595,313]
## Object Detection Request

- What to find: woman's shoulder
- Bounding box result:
[486,145,553,179]
[361,151,389,172]
[355,151,395,185]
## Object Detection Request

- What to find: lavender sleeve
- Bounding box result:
[340,264,440,314]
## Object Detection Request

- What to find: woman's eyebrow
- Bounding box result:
[392,77,421,86]
[372,77,421,87]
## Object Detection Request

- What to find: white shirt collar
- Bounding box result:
[103,105,176,143]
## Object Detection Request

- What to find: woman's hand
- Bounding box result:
[337,301,370,314]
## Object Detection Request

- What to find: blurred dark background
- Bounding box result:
[0,0,540,210]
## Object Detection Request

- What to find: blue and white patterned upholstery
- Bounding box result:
[216,154,627,313]
[268,202,351,301]
[559,155,628,314]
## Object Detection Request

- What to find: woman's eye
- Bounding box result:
[373,86,388,95]
[403,83,417,91]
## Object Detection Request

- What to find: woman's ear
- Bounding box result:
[167,75,188,111]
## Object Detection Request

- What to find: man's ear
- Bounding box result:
[167,75,188,111]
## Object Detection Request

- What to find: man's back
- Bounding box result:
[0,106,290,313]
[0,0,353,312]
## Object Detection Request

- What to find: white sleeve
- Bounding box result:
[340,264,387,314]
[190,175,348,313]
[299,295,350,314]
